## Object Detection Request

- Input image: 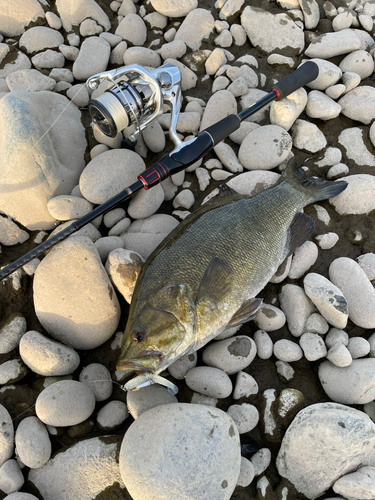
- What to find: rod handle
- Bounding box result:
[272,61,319,100]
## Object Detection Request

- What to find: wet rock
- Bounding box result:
[121,214,179,260]
[277,403,375,499]
[238,125,292,170]
[299,332,327,361]
[127,384,177,419]
[227,403,259,434]
[329,257,375,329]
[0,0,44,37]
[270,88,307,131]
[202,335,257,374]
[329,174,375,215]
[33,236,120,349]
[233,371,259,399]
[79,363,112,402]
[168,352,197,380]
[36,380,96,426]
[96,400,128,431]
[19,331,80,376]
[0,91,86,231]
[303,273,348,329]
[119,403,240,500]
[185,366,233,398]
[175,9,215,51]
[241,6,304,55]
[15,416,51,468]
[305,29,361,58]
[28,436,124,500]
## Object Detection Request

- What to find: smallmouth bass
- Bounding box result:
[117,160,347,381]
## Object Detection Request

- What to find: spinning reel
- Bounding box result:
[86,63,183,151]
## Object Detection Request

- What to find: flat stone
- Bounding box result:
[47,195,93,221]
[227,171,280,196]
[33,236,120,349]
[56,0,110,31]
[338,86,375,124]
[6,69,56,92]
[330,174,375,215]
[19,330,80,376]
[305,29,361,58]
[298,0,320,29]
[124,47,161,68]
[0,52,31,80]
[329,257,375,329]
[303,273,348,329]
[36,380,96,427]
[227,403,259,434]
[276,403,375,499]
[319,359,375,404]
[119,404,240,500]
[175,9,215,51]
[241,6,304,55]
[15,416,51,469]
[96,400,128,431]
[19,26,64,53]
[254,304,286,332]
[273,339,303,362]
[31,50,65,70]
[200,90,237,131]
[292,119,327,152]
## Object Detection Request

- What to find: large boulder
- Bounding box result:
[0,91,86,230]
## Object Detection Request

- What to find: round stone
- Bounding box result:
[0,404,14,467]
[185,366,233,398]
[254,304,286,332]
[79,363,113,402]
[35,380,96,427]
[15,416,51,468]
[227,403,259,434]
[96,400,128,431]
[126,384,177,419]
[253,330,273,359]
[273,340,303,362]
[299,332,327,361]
[202,335,257,374]
[119,403,241,500]
[168,352,197,380]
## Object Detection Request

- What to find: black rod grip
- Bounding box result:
[203,114,241,146]
[273,61,319,100]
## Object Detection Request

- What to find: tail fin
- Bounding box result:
[282,157,348,203]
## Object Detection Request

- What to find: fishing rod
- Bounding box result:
[0,61,319,281]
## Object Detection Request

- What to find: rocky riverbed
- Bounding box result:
[1,0,375,499]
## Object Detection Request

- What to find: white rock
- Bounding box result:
[226,76,249,97]
[339,86,375,124]
[332,11,354,31]
[292,119,327,152]
[330,174,375,215]
[200,90,237,131]
[119,403,240,500]
[237,457,254,487]
[104,208,126,228]
[233,371,258,399]
[288,241,318,279]
[304,59,342,90]
[251,448,272,476]
[299,332,327,361]
[0,359,26,385]
[347,337,370,359]
[359,13,374,31]
[340,128,375,167]
[238,125,292,170]
[270,88,307,131]
[0,91,86,230]
[0,216,29,246]
[96,400,128,430]
[0,51,31,80]
[225,172,276,198]
[317,147,342,167]
[255,304,286,332]
[99,32,122,47]
[127,184,165,220]
[56,0,111,32]
[80,149,145,205]
[0,459,24,495]
[46,11,62,30]
[227,403,259,434]
[306,90,341,120]
[185,366,233,398]
[196,168,210,191]
[327,163,349,179]
[31,50,65,70]
[105,248,144,304]
[79,363,113,402]
[325,328,349,349]
[357,253,375,280]
[230,24,247,46]
[0,0,45,37]
[66,84,89,107]
[342,71,361,92]
[276,360,295,380]
[305,29,361,58]
[273,340,303,362]
[326,343,352,367]
[325,83,346,99]
[15,416,51,469]
[212,169,233,181]
[33,236,120,350]
[163,58,198,90]
[220,0,245,19]
[109,41,127,65]
[121,214,179,260]
[168,352,197,380]
[142,122,165,153]
[303,273,348,329]
[47,195,93,221]
[173,189,195,210]
[19,331,80,376]
[279,284,315,337]
[124,47,161,68]
[329,257,375,329]
[175,9,214,51]
[202,335,257,374]
[115,14,147,45]
[19,26,64,53]
[6,69,56,92]
[305,313,329,334]
[28,436,123,500]
[229,121,259,144]
[0,315,27,355]
[253,330,273,360]
[72,36,110,80]
[214,30,233,48]
[213,142,243,173]
[339,50,374,79]
[0,405,13,468]
[241,6,304,55]
[267,54,295,67]
[333,466,375,499]
[150,0,197,17]
[276,403,375,499]
[319,358,375,403]
[143,12,168,29]
[127,385,177,419]
[298,0,320,28]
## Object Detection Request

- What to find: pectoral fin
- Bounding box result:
[227,298,263,327]
[283,212,315,259]
[195,257,233,309]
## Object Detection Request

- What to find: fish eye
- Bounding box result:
[133,331,145,342]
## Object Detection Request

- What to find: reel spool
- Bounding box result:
[86,63,183,151]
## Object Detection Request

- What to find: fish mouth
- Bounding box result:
[116,350,162,372]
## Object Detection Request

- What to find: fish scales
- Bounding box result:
[117,160,348,377]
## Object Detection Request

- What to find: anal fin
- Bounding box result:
[284,212,314,259]
[227,298,263,328]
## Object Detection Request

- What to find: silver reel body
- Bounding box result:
[86,63,183,151]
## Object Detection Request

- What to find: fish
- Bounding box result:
[117,159,347,381]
